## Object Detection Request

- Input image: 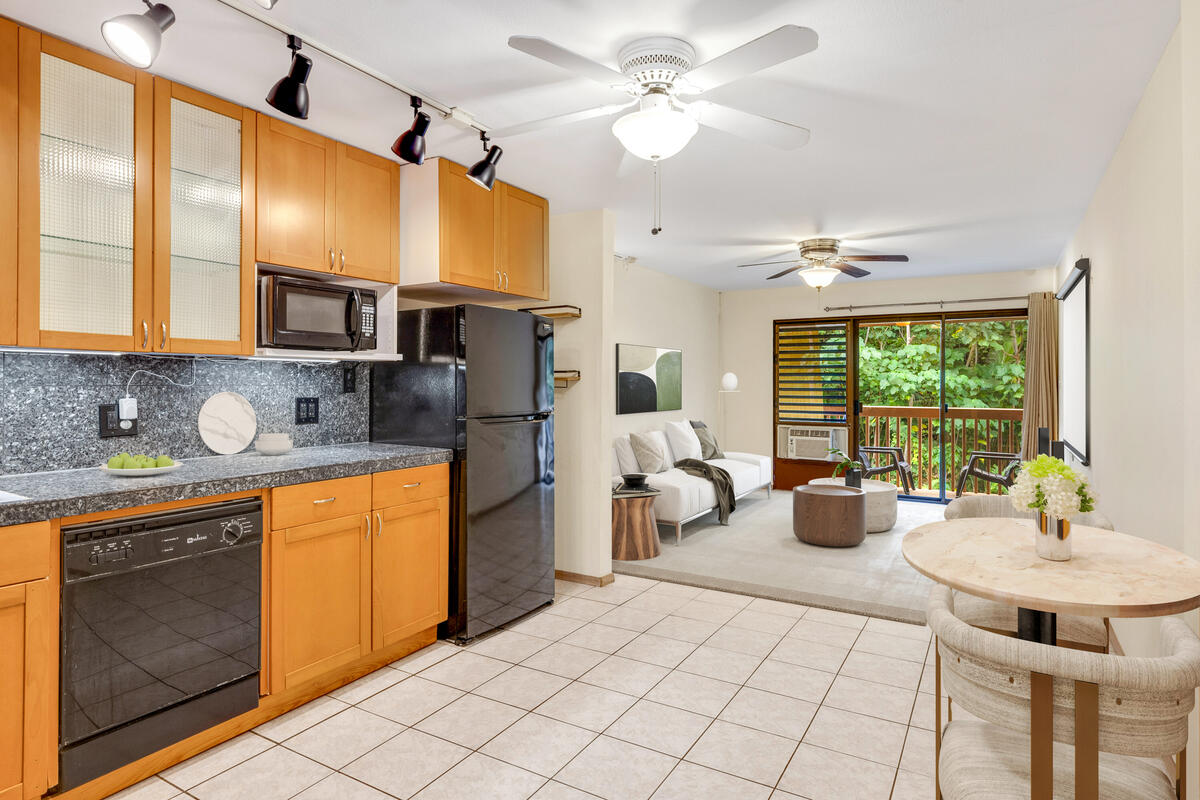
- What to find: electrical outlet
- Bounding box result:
[342,364,356,394]
[295,397,319,425]
[99,404,138,438]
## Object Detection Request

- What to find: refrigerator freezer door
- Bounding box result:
[460,415,555,640]
[463,305,554,418]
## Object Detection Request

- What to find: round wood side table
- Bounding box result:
[612,490,661,561]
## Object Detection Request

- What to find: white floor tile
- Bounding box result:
[510,612,588,641]
[863,617,931,642]
[676,644,762,684]
[605,699,712,758]
[556,579,593,596]
[521,642,609,679]
[684,720,798,786]
[254,696,349,742]
[414,693,526,749]
[852,631,931,663]
[561,622,641,654]
[644,615,721,644]
[745,658,834,704]
[475,663,572,709]
[481,713,597,777]
[611,574,659,591]
[329,667,407,704]
[672,600,738,625]
[786,618,862,649]
[576,584,643,605]
[579,655,670,696]
[718,686,817,740]
[417,651,511,691]
[342,729,470,799]
[190,746,330,800]
[291,772,394,800]
[644,583,705,600]
[412,752,545,800]
[777,743,897,800]
[389,641,458,673]
[545,597,615,622]
[357,676,463,726]
[725,609,797,636]
[536,681,637,731]
[284,707,404,769]
[802,706,908,767]
[898,726,936,776]
[531,781,603,799]
[160,732,272,789]
[803,607,869,629]
[651,761,772,800]
[615,633,699,668]
[645,671,739,717]
[768,637,849,673]
[839,651,924,690]
[891,768,936,800]
[822,674,917,725]
[593,605,667,633]
[466,630,553,663]
[704,625,782,657]
[557,736,678,800]
[623,591,690,615]
[908,692,945,731]
[107,777,179,800]
[692,589,754,609]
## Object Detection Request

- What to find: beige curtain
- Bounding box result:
[1020,291,1059,459]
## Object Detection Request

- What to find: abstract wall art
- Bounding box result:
[616,344,682,414]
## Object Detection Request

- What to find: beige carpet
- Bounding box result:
[612,491,945,624]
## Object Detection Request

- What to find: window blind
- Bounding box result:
[775,321,849,423]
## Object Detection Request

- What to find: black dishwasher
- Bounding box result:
[59,499,263,790]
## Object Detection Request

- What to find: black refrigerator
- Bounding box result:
[372,304,555,642]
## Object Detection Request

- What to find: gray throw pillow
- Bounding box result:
[629,432,667,473]
[690,421,724,460]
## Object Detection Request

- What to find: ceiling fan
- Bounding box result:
[495,26,818,162]
[737,238,910,289]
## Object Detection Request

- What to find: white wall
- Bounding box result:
[547,210,616,580]
[611,259,721,441]
[717,269,1057,459]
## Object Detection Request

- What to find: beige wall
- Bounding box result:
[717,269,1056,459]
[612,259,721,441]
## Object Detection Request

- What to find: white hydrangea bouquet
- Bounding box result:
[1009,454,1096,561]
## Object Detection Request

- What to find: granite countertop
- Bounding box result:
[0,442,453,527]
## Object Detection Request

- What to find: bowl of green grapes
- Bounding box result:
[101,452,181,476]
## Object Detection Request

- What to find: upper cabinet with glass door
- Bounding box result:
[153,80,255,355]
[17,31,153,352]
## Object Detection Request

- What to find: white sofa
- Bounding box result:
[613,429,773,544]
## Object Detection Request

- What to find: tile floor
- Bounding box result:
[112,575,946,800]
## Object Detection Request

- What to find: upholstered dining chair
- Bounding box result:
[944,495,1114,652]
[928,585,1200,800]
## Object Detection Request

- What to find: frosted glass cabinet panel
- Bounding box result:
[17,32,152,351]
[153,80,255,355]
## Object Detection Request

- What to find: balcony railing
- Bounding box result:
[859,405,1023,495]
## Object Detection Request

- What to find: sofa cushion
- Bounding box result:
[722,451,773,487]
[645,469,703,522]
[665,420,702,461]
[706,458,763,496]
[690,420,724,459]
[631,431,672,473]
[613,436,639,474]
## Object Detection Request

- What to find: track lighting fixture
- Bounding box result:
[101,0,175,69]
[266,34,311,120]
[466,132,502,191]
[253,0,281,7]
[392,97,432,164]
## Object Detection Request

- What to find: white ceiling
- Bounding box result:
[2,0,1179,289]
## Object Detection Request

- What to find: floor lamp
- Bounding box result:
[718,372,739,444]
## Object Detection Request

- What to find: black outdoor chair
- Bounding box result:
[857,445,915,495]
[954,450,1021,497]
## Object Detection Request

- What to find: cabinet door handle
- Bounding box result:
[496,269,501,288]
[340,249,346,272]
[160,322,167,350]
[375,512,383,537]
[313,496,337,504]
[142,320,148,349]
[403,482,421,489]
[329,248,335,271]
[364,513,371,539]
[504,272,509,290]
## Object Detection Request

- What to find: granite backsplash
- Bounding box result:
[0,352,371,475]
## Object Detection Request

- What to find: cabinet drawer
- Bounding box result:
[271,475,371,530]
[373,464,450,508]
[0,521,51,587]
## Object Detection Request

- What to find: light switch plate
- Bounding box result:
[99,404,138,438]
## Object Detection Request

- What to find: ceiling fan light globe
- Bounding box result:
[611,106,698,161]
[799,265,838,289]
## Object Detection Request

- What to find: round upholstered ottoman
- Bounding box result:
[792,484,867,547]
[809,477,898,532]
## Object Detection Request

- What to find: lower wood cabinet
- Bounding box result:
[372,497,449,650]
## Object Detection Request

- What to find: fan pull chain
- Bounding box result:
[651,159,663,235]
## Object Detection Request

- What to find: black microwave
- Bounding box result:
[259,275,377,351]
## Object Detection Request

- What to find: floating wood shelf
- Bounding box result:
[554,370,581,389]
[521,304,582,320]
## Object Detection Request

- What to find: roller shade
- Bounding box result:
[775,321,849,423]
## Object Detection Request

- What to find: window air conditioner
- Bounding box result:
[777,426,849,460]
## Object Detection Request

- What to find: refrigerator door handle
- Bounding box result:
[479,416,551,425]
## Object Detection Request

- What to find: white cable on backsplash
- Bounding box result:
[123,356,198,398]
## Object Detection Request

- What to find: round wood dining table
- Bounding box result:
[902,517,1200,644]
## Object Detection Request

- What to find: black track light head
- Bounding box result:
[266,34,311,120]
[392,97,431,164]
[101,0,175,69]
[466,133,502,191]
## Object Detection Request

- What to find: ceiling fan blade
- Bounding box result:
[678,25,818,94]
[840,254,910,262]
[736,259,801,268]
[685,101,810,150]
[489,100,637,138]
[767,265,803,280]
[834,262,872,278]
[508,36,630,88]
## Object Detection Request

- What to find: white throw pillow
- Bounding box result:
[645,430,676,470]
[613,436,640,474]
[664,420,702,461]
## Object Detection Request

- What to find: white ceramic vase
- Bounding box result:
[1036,512,1072,561]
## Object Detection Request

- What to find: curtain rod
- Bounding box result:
[211,0,488,134]
[823,295,1028,313]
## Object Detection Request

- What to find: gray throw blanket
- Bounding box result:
[675,458,736,524]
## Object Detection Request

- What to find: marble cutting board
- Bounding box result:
[198,391,258,455]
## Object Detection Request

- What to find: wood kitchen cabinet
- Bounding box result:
[153,79,256,355]
[0,521,55,800]
[16,30,154,352]
[398,157,549,301]
[371,494,449,649]
[0,18,17,347]
[257,115,398,283]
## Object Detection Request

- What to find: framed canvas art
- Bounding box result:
[617,344,682,414]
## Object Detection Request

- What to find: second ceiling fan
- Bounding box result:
[737,238,910,288]
[496,26,819,163]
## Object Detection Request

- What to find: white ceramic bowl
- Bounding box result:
[257,432,292,443]
[254,437,293,456]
